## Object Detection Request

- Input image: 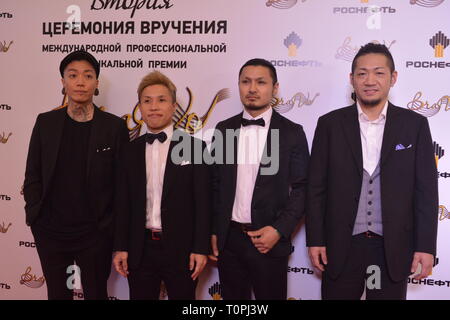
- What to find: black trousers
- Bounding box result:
[322,233,408,300]
[32,229,113,300]
[127,236,197,300]
[217,224,288,300]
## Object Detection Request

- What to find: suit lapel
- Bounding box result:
[227,113,242,206]
[135,136,147,220]
[46,108,66,186]
[86,106,102,180]
[341,105,363,177]
[253,109,280,198]
[161,138,178,203]
[380,103,402,166]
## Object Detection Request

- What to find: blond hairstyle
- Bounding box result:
[137,70,177,103]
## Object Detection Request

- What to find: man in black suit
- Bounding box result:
[306,43,438,300]
[23,50,129,300]
[113,71,211,300]
[208,58,310,300]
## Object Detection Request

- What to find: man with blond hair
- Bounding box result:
[113,71,211,300]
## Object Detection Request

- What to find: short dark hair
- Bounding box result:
[351,43,395,74]
[239,58,278,85]
[59,50,100,78]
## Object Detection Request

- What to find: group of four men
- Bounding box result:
[23,43,438,300]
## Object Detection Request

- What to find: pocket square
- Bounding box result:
[395,144,412,151]
[96,146,112,153]
[180,160,191,166]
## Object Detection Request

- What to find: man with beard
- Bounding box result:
[306,43,438,300]
[208,58,310,300]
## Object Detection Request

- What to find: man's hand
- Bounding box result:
[208,235,219,262]
[308,247,327,272]
[113,251,129,277]
[189,253,207,280]
[247,226,281,254]
[411,252,434,280]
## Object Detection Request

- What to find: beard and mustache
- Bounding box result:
[358,97,382,107]
[244,103,269,110]
[352,92,383,108]
[243,96,272,111]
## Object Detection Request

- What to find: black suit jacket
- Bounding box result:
[212,110,310,257]
[306,103,438,281]
[23,106,129,233]
[114,130,211,269]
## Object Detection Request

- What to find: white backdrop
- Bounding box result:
[1,0,449,300]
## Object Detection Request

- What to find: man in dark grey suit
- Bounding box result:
[209,58,310,300]
[306,43,438,300]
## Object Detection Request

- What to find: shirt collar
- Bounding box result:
[357,101,388,123]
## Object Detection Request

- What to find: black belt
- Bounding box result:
[358,231,383,239]
[145,228,162,240]
[230,220,256,233]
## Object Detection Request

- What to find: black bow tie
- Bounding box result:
[241,118,265,127]
[146,132,167,144]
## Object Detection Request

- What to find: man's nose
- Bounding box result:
[364,72,376,85]
[75,75,85,86]
[149,101,159,110]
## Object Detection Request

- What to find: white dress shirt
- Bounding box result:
[357,102,388,176]
[231,107,272,223]
[145,126,173,230]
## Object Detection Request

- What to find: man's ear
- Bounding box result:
[390,70,398,87]
[349,73,354,89]
[273,82,279,96]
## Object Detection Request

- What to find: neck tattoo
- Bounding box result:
[67,103,94,122]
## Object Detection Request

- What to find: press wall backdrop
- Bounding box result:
[1,0,449,300]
